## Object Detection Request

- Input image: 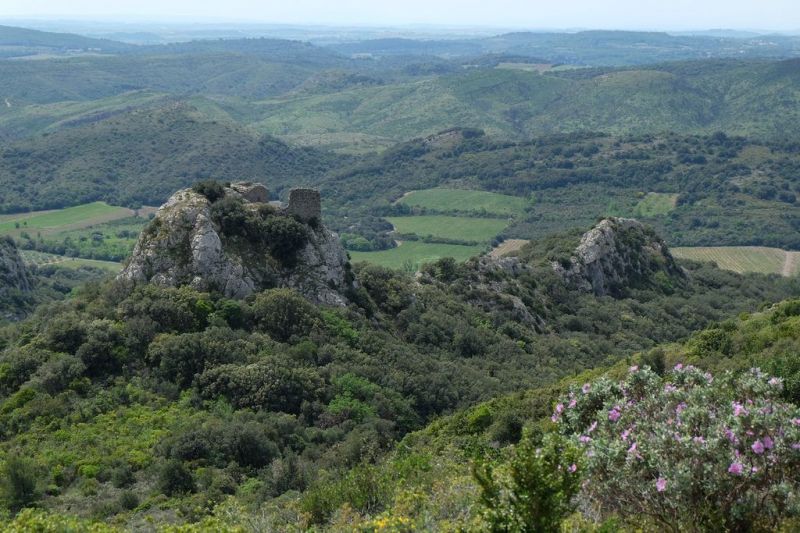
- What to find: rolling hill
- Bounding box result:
[0,102,346,212]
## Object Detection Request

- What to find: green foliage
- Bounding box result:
[474,434,581,532]
[191,180,227,203]
[158,459,195,496]
[555,366,800,530]
[251,288,320,342]
[0,455,42,513]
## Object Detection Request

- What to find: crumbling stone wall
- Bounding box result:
[230,182,269,203]
[286,188,321,222]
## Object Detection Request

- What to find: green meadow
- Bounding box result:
[398,188,529,216]
[349,241,485,270]
[0,202,132,234]
[386,215,509,242]
[634,192,679,217]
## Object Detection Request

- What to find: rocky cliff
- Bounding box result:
[552,217,683,296]
[118,182,353,306]
[0,237,32,320]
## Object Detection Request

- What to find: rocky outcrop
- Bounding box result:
[118,182,352,306]
[552,217,683,296]
[0,237,32,321]
[0,237,32,295]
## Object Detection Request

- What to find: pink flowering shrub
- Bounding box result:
[552,365,800,530]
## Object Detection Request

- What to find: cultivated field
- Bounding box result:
[386,215,509,242]
[350,241,485,270]
[0,202,134,235]
[634,192,678,217]
[672,246,800,277]
[21,250,122,273]
[397,188,529,216]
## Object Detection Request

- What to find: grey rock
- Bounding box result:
[118,183,352,305]
[0,237,32,295]
[552,217,683,296]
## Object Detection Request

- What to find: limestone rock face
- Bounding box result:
[0,237,32,295]
[552,217,683,296]
[118,183,352,306]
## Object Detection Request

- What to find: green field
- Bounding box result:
[0,202,132,234]
[634,192,679,217]
[386,215,509,242]
[20,250,122,273]
[350,241,485,270]
[672,246,799,277]
[398,188,530,216]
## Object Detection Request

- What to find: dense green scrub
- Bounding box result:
[0,222,796,527]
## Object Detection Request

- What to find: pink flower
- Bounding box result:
[621,429,630,441]
[551,414,559,423]
[728,462,744,475]
[751,466,759,473]
[791,443,800,450]
[579,435,591,444]
[674,363,683,371]
[568,398,577,408]
[555,403,564,414]
[724,428,737,443]
[769,377,782,387]
[763,436,774,450]
[629,365,639,373]
[752,440,765,454]
[693,436,705,445]
[676,402,687,415]
[588,421,598,433]
[582,383,591,394]
[608,408,621,422]
[568,463,577,473]
[664,384,678,393]
[656,478,667,492]
[627,442,637,454]
[791,418,800,426]
[733,402,748,416]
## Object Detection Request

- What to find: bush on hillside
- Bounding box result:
[553,365,800,531]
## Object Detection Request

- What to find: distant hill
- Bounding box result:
[327,30,800,65]
[0,102,346,212]
[244,59,800,148]
[0,24,131,58]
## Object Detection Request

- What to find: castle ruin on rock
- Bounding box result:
[118,181,350,305]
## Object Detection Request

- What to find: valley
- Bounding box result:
[0,18,800,532]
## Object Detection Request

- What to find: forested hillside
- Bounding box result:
[0,216,796,528]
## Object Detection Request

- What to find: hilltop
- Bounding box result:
[120,182,353,305]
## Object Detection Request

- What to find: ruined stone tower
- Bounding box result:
[285,188,321,222]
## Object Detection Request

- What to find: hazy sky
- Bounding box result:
[1,0,798,31]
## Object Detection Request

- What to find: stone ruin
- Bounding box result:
[285,188,321,222]
[229,182,269,203]
[227,182,321,223]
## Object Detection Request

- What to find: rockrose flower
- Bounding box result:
[608,408,622,422]
[752,440,765,454]
[728,462,744,475]
[656,478,667,492]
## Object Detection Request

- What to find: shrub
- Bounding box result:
[251,289,320,342]
[157,460,195,496]
[553,365,800,531]
[473,433,581,532]
[117,490,139,511]
[191,180,226,203]
[1,455,42,513]
[261,215,307,262]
